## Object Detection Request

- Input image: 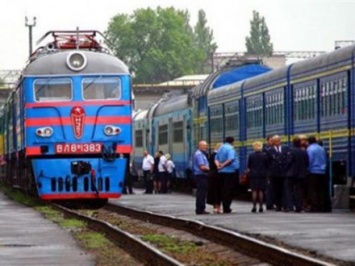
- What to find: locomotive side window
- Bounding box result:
[34,78,72,102]
[82,77,121,100]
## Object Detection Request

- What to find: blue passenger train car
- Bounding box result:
[132,94,193,183]
[133,44,355,192]
[207,45,355,184]
[1,31,132,204]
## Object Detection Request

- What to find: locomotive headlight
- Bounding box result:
[105,126,113,135]
[66,52,87,71]
[104,125,121,136]
[36,127,53,137]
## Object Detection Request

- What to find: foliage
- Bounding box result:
[0,184,41,207]
[194,9,218,73]
[77,232,110,249]
[245,10,273,57]
[60,219,86,229]
[0,78,5,87]
[142,234,198,253]
[105,7,217,83]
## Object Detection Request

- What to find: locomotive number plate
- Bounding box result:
[55,143,102,154]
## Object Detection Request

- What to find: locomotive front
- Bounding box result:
[21,31,132,202]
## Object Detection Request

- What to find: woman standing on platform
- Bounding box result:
[247,141,268,213]
[207,143,223,213]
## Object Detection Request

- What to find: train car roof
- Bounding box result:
[133,110,148,121]
[192,64,271,98]
[212,64,270,88]
[23,50,129,76]
[291,44,355,77]
[208,80,244,104]
[191,71,221,98]
[243,66,290,90]
[154,94,188,116]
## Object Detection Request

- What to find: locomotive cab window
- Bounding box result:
[34,78,72,102]
[82,77,121,100]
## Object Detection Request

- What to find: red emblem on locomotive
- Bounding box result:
[70,106,85,139]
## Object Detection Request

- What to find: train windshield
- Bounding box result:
[34,78,72,102]
[82,77,121,100]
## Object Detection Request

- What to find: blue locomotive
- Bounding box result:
[0,30,132,204]
[133,44,355,189]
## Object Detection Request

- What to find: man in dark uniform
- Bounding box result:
[268,135,289,211]
[285,137,309,212]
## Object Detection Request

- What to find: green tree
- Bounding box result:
[194,10,218,73]
[105,7,216,83]
[0,78,4,87]
[245,10,273,57]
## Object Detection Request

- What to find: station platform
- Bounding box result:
[112,190,355,264]
[0,192,94,266]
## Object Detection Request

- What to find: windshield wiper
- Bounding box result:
[35,77,51,100]
[82,76,103,93]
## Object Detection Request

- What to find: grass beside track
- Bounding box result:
[0,185,140,266]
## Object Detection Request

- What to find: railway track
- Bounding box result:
[54,201,337,265]
[103,203,337,266]
[1,185,340,265]
[55,203,269,265]
[53,204,183,266]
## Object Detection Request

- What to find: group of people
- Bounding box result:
[142,150,175,194]
[192,134,331,215]
[250,134,331,213]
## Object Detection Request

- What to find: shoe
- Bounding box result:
[251,207,257,213]
[196,211,210,215]
[259,207,263,213]
[223,209,232,214]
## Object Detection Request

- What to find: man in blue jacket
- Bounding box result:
[215,136,239,213]
[307,136,329,212]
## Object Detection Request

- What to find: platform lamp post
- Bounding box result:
[25,16,36,58]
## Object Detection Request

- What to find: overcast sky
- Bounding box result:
[1,0,355,69]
